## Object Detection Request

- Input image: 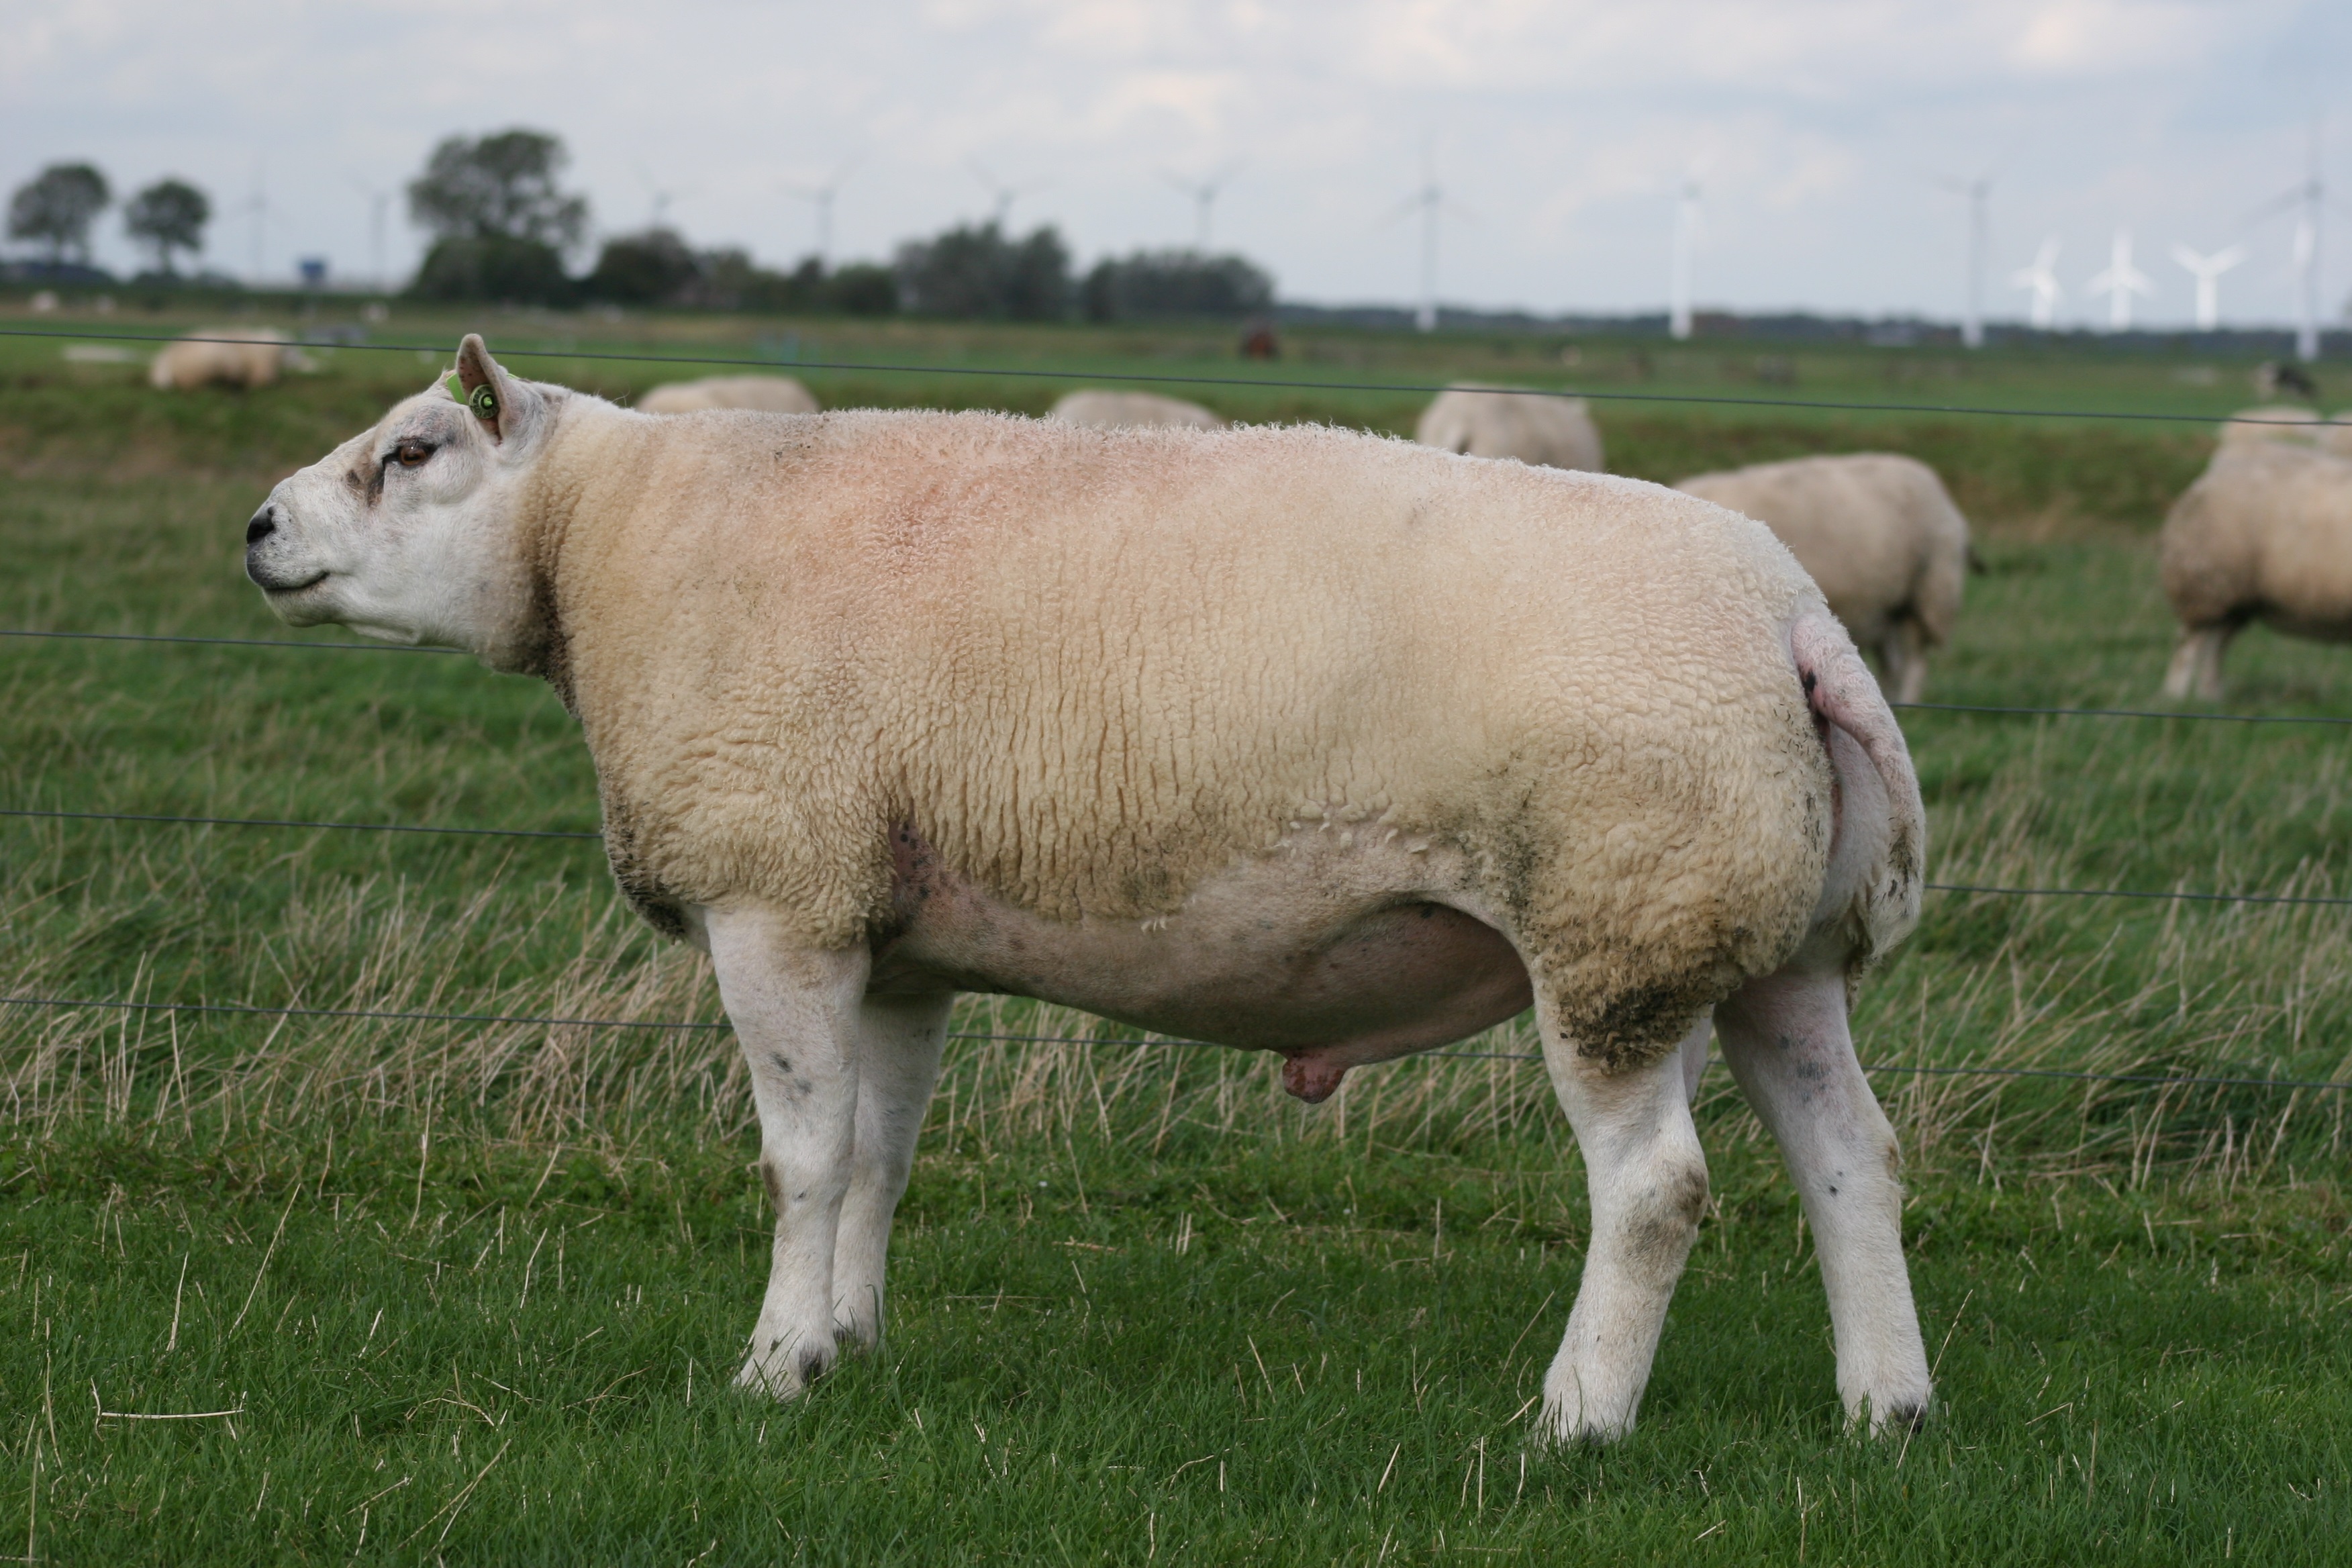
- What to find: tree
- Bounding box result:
[406,129,588,246]
[8,163,111,265]
[404,129,588,304]
[894,222,1069,320]
[123,178,209,275]
[1083,248,1273,322]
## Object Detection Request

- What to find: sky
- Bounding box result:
[5,0,2350,328]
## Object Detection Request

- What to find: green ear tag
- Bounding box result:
[444,372,499,421]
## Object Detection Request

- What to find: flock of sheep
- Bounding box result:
[149,327,2351,702]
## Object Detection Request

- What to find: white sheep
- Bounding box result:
[1675,454,1972,704]
[638,375,819,415]
[147,326,291,391]
[1413,385,1604,472]
[2210,404,2352,459]
[2216,405,2322,448]
[245,336,1937,1442]
[1045,389,1226,430]
[2160,436,2352,699]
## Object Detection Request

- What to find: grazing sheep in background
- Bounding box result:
[638,375,819,415]
[2216,405,2323,448]
[2209,404,2352,460]
[1413,385,1605,472]
[2160,438,2352,699]
[1675,454,1972,704]
[147,326,289,391]
[245,335,1938,1444]
[2253,360,2319,402]
[1045,389,1226,430]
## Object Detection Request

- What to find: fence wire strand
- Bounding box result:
[1,995,2343,1093]
[7,803,2345,907]
[8,324,2345,429]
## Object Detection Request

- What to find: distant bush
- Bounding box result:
[579,238,896,316]
[895,222,1069,320]
[409,235,573,306]
[1083,248,1273,322]
[828,262,899,317]
[583,229,701,306]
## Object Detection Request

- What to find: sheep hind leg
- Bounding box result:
[1879,620,1929,705]
[1714,965,1930,1432]
[2163,625,2236,701]
[701,906,870,1400]
[830,992,953,1351]
[1536,1012,1711,1443]
[1676,1013,1712,1106]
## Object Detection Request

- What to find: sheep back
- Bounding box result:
[1674,453,1970,647]
[147,327,288,391]
[2160,444,2352,642]
[1413,387,1604,472]
[638,376,820,415]
[1045,390,1226,430]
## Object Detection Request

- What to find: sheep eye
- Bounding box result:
[393,442,433,468]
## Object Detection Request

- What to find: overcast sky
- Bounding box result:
[6,0,2349,327]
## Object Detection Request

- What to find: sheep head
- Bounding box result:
[244,335,565,669]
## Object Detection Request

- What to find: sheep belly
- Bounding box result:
[868,825,1534,1101]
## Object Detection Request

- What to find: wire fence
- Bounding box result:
[9,323,2348,430]
[9,803,2349,908]
[1,994,2345,1094]
[5,324,2347,1100]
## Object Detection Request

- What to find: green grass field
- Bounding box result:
[2,310,2349,1563]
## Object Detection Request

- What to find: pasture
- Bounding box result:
[1,311,2349,1562]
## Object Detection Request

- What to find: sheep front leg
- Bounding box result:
[1538,1020,1710,1442]
[702,907,869,1399]
[832,993,952,1349]
[1714,966,1930,1432]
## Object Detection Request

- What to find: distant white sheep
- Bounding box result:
[1414,385,1604,473]
[1675,454,1971,704]
[2211,404,2352,460]
[638,375,819,415]
[148,326,291,391]
[2216,405,2322,448]
[1045,389,1225,430]
[2160,436,2352,699]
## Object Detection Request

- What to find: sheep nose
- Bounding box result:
[245,506,278,545]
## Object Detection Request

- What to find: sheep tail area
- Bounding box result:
[1791,609,1926,973]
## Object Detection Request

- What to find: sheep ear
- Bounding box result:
[450,334,541,446]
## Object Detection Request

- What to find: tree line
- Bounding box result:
[5,129,1275,322]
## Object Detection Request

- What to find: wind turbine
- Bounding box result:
[2010,236,2062,330]
[347,177,391,289]
[1935,170,1994,348]
[636,167,696,230]
[2169,242,2247,332]
[967,160,1050,229]
[1385,140,1461,334]
[2085,230,2155,331]
[238,158,271,287]
[1159,161,1242,251]
[2245,121,2329,361]
[1668,173,1702,341]
[784,158,860,266]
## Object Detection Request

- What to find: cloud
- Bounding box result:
[0,0,2334,324]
